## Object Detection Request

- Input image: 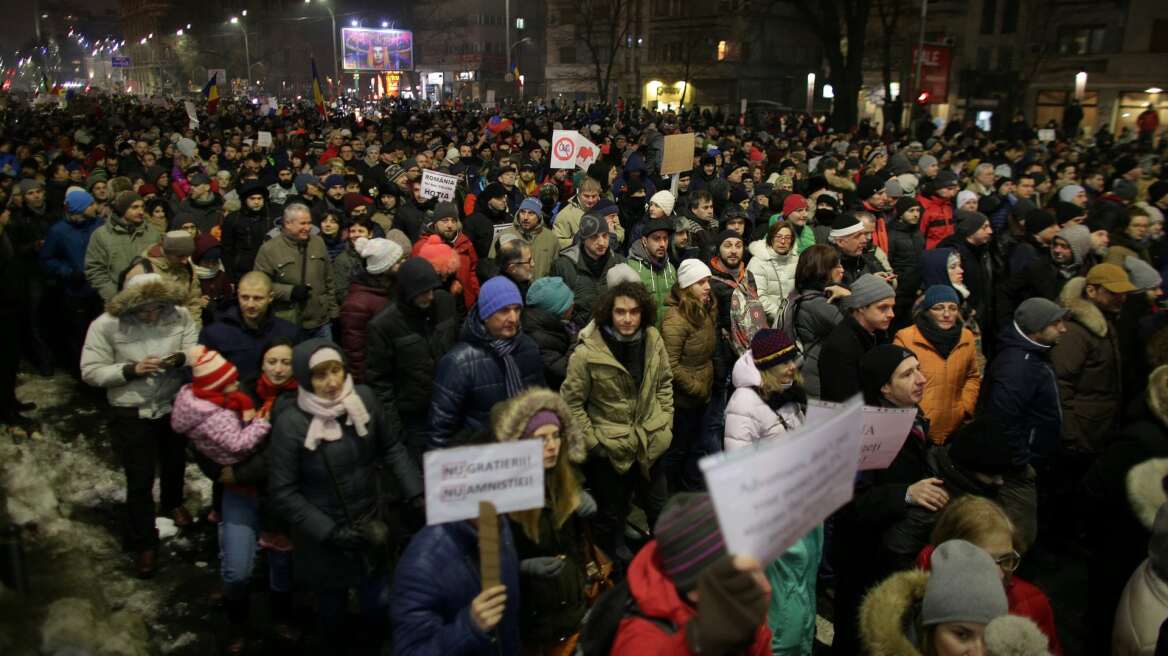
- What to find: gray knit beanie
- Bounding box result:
[922,540,1009,627]
[843,273,895,311]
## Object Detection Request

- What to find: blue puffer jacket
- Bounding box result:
[426,312,545,450]
[39,215,100,297]
[987,321,1062,465]
[391,520,521,656]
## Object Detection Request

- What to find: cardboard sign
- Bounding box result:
[424,440,544,525]
[183,101,199,130]
[661,132,696,175]
[700,396,863,563]
[420,169,459,202]
[550,129,599,170]
[806,399,917,471]
[1037,129,1056,142]
[257,131,273,148]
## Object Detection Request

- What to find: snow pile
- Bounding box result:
[41,596,148,656]
[0,438,67,534]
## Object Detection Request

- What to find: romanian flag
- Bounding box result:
[311,57,327,118]
[202,72,220,114]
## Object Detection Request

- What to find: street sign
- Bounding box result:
[111,56,131,68]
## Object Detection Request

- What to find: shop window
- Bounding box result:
[717,40,743,62]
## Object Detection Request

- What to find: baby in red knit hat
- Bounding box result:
[170,345,271,465]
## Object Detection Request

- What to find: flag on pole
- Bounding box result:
[311,57,327,118]
[202,72,220,114]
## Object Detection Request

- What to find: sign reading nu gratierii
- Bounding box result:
[423,440,544,525]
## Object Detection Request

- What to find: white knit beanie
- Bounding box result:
[354,237,404,275]
[650,190,676,215]
[677,259,712,289]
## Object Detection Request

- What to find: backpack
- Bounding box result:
[576,580,676,656]
[728,280,769,356]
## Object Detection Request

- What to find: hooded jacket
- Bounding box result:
[859,568,931,655]
[1051,276,1123,452]
[724,351,806,450]
[170,385,271,465]
[661,289,717,408]
[220,193,272,279]
[84,216,162,301]
[894,323,981,444]
[520,305,573,390]
[782,289,844,398]
[887,218,925,305]
[560,321,674,476]
[627,239,678,327]
[253,232,338,329]
[987,322,1062,465]
[267,339,422,589]
[80,278,199,418]
[551,242,626,329]
[746,240,797,324]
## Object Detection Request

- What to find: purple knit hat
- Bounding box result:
[750,328,799,370]
[654,492,726,593]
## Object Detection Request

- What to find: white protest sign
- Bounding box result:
[257,131,273,148]
[420,169,459,202]
[701,396,863,563]
[424,440,544,525]
[184,101,199,130]
[806,399,918,471]
[485,89,496,105]
[550,129,600,170]
[1037,129,1056,142]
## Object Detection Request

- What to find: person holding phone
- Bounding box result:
[80,270,199,578]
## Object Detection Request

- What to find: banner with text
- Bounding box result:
[424,440,544,525]
[805,399,917,471]
[912,44,951,104]
[420,169,459,202]
[700,396,863,563]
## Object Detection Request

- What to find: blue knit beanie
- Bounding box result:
[65,188,95,214]
[526,276,574,316]
[477,276,523,320]
[922,284,960,310]
[518,196,543,218]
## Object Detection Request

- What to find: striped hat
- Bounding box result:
[751,329,799,370]
[188,345,238,395]
[654,492,726,593]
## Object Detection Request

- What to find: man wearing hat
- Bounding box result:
[465,181,513,258]
[176,172,225,236]
[86,191,161,301]
[854,175,892,254]
[937,210,995,330]
[491,197,559,280]
[917,170,959,249]
[996,208,1062,325]
[521,276,575,389]
[124,230,206,330]
[829,212,889,285]
[1052,263,1136,453]
[818,273,895,402]
[628,217,679,326]
[41,188,104,371]
[219,181,272,282]
[551,210,627,329]
[427,276,545,450]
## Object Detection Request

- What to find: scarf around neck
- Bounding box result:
[296,375,370,451]
[468,314,525,396]
[916,314,961,360]
[192,385,255,414]
[256,373,298,416]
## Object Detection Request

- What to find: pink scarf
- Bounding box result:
[295,375,370,451]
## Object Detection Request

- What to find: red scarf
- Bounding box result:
[255,373,298,416]
[191,385,255,414]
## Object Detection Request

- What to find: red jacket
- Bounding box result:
[915,544,1062,654]
[411,233,480,310]
[339,282,391,384]
[612,541,772,656]
[917,193,955,250]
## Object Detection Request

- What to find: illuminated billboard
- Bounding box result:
[341,28,414,71]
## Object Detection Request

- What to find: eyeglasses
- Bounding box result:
[993,550,1022,572]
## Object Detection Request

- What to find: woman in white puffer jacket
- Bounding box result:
[724,327,806,450]
[747,222,799,326]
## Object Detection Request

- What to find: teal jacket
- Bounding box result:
[765,525,824,655]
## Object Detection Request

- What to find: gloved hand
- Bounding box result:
[576,489,597,518]
[519,556,565,578]
[329,524,368,552]
[684,555,769,655]
[289,285,310,302]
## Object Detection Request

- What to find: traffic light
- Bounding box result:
[916,91,930,105]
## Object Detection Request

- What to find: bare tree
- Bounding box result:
[873,0,906,129]
[579,0,634,101]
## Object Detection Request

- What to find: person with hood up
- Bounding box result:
[917,247,984,357]
[426,276,545,450]
[491,388,597,652]
[553,176,604,251]
[80,272,199,578]
[85,190,162,301]
[521,276,576,390]
[748,221,799,324]
[628,217,679,326]
[1113,499,1168,656]
[412,200,481,311]
[176,172,226,236]
[894,285,981,444]
[551,211,627,329]
[723,329,823,655]
[937,210,995,330]
[491,196,559,280]
[465,181,512,259]
[918,170,961,249]
[1048,223,1096,297]
[339,237,404,384]
[267,339,422,650]
[859,540,1009,656]
[610,492,773,656]
[40,188,103,370]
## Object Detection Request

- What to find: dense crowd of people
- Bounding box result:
[2,91,1168,655]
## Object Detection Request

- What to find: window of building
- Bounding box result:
[1000,0,1019,34]
[717,40,743,62]
[998,46,1013,70]
[980,0,997,35]
[558,46,576,64]
[1056,26,1106,55]
[1152,20,1168,53]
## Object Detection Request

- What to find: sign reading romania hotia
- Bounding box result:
[341,28,414,71]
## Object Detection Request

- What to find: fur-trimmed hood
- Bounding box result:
[859,569,928,656]
[984,615,1052,656]
[1148,365,1168,428]
[104,277,189,317]
[1128,458,1168,531]
[1058,276,1108,337]
[489,387,586,464]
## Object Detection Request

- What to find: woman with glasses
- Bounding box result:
[748,221,799,325]
[894,285,982,445]
[914,495,1064,654]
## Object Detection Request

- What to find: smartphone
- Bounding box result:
[160,353,184,369]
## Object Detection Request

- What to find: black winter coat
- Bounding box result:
[426,316,546,450]
[551,244,626,329]
[987,322,1062,465]
[818,315,888,402]
[938,234,993,330]
[198,305,300,382]
[521,306,574,390]
[887,219,925,303]
[365,291,460,430]
[220,207,272,280]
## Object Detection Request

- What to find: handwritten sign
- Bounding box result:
[257,131,273,148]
[550,129,599,170]
[661,132,696,175]
[423,440,544,525]
[420,169,459,202]
[700,396,863,563]
[806,399,917,471]
[1037,129,1056,143]
[183,101,199,130]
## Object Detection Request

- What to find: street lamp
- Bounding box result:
[229,16,252,89]
[305,0,340,87]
